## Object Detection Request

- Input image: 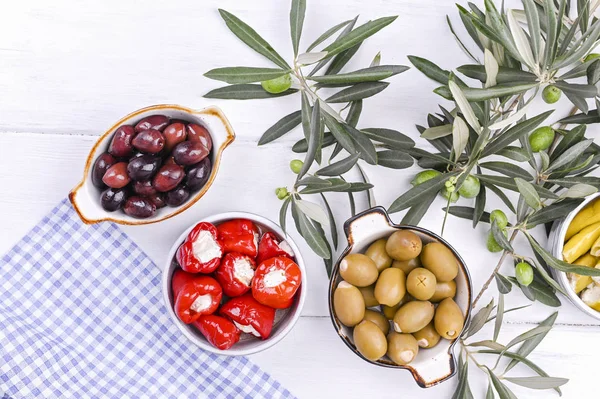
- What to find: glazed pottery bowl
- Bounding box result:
[548,193,600,321]
[162,212,307,356]
[328,207,472,388]
[69,104,235,225]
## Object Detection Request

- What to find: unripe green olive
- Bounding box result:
[275,187,289,200]
[289,159,303,174]
[458,175,480,198]
[542,85,561,104]
[515,262,534,286]
[490,209,508,229]
[529,126,555,152]
[411,170,441,186]
[261,74,292,94]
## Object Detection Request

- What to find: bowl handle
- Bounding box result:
[343,206,395,246]
[410,349,458,388]
[69,182,106,224]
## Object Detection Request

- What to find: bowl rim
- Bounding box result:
[327,206,473,388]
[162,211,307,356]
[550,193,600,320]
[69,104,236,226]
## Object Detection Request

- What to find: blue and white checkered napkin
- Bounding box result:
[0,199,295,399]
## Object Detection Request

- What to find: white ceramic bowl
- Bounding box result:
[328,207,472,388]
[548,193,600,320]
[69,104,235,226]
[162,212,307,356]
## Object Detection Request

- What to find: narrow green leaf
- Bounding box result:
[435,83,538,102]
[506,312,558,372]
[294,198,329,227]
[449,81,481,132]
[219,9,290,69]
[344,124,377,165]
[479,161,532,180]
[495,273,512,294]
[296,175,332,187]
[492,219,514,252]
[451,354,474,399]
[389,172,456,213]
[296,51,328,65]
[356,164,376,208]
[309,65,408,85]
[452,116,470,161]
[258,110,302,145]
[523,0,541,63]
[526,198,584,227]
[320,194,338,250]
[346,100,362,128]
[554,81,598,98]
[587,59,600,85]
[322,16,398,59]
[457,65,537,83]
[325,82,389,103]
[546,140,593,173]
[527,234,600,276]
[323,112,356,154]
[310,16,358,76]
[370,51,381,67]
[402,192,436,226]
[486,382,495,399]
[325,42,362,75]
[558,111,600,124]
[497,146,531,162]
[204,66,289,84]
[445,206,491,224]
[377,150,413,169]
[465,298,494,338]
[469,340,507,351]
[315,153,359,176]
[293,132,335,153]
[542,0,558,68]
[507,10,535,68]
[290,0,306,56]
[486,183,517,214]
[280,196,291,234]
[291,199,331,258]
[346,182,375,192]
[298,101,321,178]
[299,178,352,194]
[477,174,558,199]
[504,376,568,390]
[306,19,352,52]
[447,15,479,63]
[552,125,586,161]
[204,84,297,99]
[493,294,504,342]
[560,183,598,198]
[487,367,519,399]
[515,177,542,209]
[408,55,450,84]
[482,111,553,157]
[474,180,487,227]
[420,125,453,139]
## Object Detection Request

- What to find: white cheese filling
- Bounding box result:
[233,321,261,337]
[233,257,255,286]
[190,294,213,313]
[278,240,294,257]
[581,285,600,307]
[192,230,222,263]
[264,269,287,288]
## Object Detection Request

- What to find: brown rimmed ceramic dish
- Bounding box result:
[69,104,235,225]
[328,206,473,388]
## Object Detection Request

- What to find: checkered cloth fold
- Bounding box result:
[0,199,295,399]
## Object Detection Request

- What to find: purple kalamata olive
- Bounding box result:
[135,115,170,132]
[172,141,208,166]
[186,123,212,152]
[100,188,128,212]
[126,154,161,181]
[186,158,212,191]
[92,152,116,188]
[153,164,185,192]
[133,180,157,196]
[163,123,187,152]
[147,193,166,209]
[123,196,156,218]
[163,156,177,165]
[165,185,190,207]
[132,129,165,154]
[108,125,136,157]
[102,162,131,188]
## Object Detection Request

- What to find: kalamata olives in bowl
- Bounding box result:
[69,104,235,225]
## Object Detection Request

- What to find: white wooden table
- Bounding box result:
[1,1,599,397]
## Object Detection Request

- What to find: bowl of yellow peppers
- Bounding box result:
[550,193,600,319]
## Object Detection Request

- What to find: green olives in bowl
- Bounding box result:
[328,207,472,388]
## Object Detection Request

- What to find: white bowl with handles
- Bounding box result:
[328,206,473,388]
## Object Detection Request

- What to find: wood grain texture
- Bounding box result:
[1,0,599,397]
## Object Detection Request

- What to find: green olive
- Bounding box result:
[333,281,365,327]
[434,298,465,339]
[374,268,406,306]
[515,262,534,286]
[386,230,422,261]
[354,320,388,361]
[365,238,393,272]
[406,268,437,301]
[339,253,378,287]
[458,175,480,198]
[392,257,421,274]
[275,187,289,200]
[363,309,390,335]
[486,230,505,253]
[289,159,303,174]
[441,186,459,203]
[261,74,292,94]
[382,294,413,319]
[386,332,419,365]
[529,126,555,152]
[393,300,435,333]
[490,209,508,229]
[429,280,457,302]
[413,322,441,349]
[411,170,441,186]
[420,242,459,282]
[358,285,379,307]
[542,85,561,104]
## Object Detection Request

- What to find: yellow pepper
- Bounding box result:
[568,253,596,294]
[563,222,600,263]
[565,199,600,241]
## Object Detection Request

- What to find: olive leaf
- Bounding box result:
[408,56,450,85]
[322,112,356,153]
[298,101,321,179]
[482,111,553,157]
[295,175,332,187]
[306,19,353,52]
[376,150,413,169]
[526,199,584,228]
[218,9,290,69]
[204,67,290,84]
[389,172,456,213]
[527,233,600,276]
[559,183,597,198]
[204,84,298,99]
[497,146,531,162]
[325,82,389,103]
[451,354,474,399]
[494,273,512,294]
[315,153,360,176]
[291,198,331,259]
[280,196,291,234]
[449,80,481,133]
[505,312,558,372]
[420,125,452,139]
[504,376,568,390]
[296,51,328,65]
[321,16,398,59]
[452,116,470,161]
[290,0,306,56]
[309,65,408,85]
[479,161,532,180]
[344,124,378,165]
[444,206,491,224]
[294,198,330,227]
[402,191,436,226]
[320,194,338,249]
[434,82,538,101]
[515,178,542,210]
[465,298,494,338]
[487,367,519,399]
[493,293,504,342]
[258,110,302,145]
[457,64,537,83]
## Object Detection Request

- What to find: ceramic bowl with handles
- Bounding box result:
[162,212,307,356]
[328,207,473,388]
[69,104,235,225]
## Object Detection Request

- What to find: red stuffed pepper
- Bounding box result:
[171,270,223,324]
[193,314,241,350]
[252,257,301,309]
[220,293,275,340]
[217,219,259,258]
[256,232,294,264]
[214,253,256,297]
[176,222,223,273]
